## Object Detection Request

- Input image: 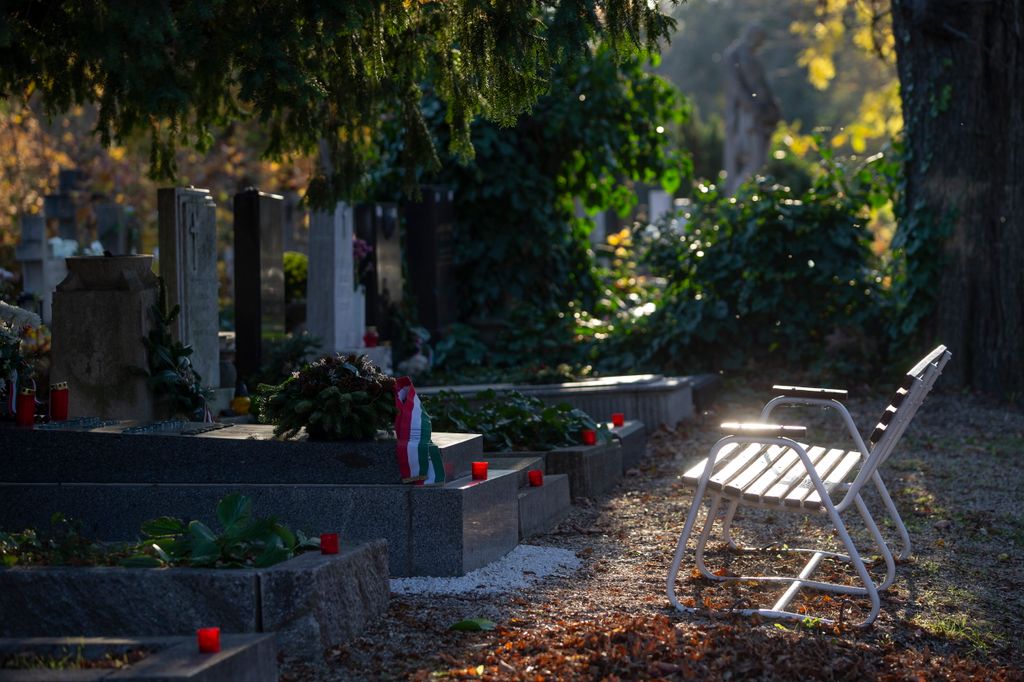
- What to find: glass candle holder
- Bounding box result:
[611,412,625,427]
[528,469,544,487]
[471,461,488,480]
[49,382,69,421]
[581,429,597,446]
[197,627,221,653]
[320,533,340,555]
[15,388,35,428]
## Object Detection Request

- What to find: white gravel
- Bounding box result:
[389,545,581,596]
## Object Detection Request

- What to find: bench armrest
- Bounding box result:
[771,385,849,400]
[720,422,807,438]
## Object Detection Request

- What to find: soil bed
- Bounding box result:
[282,381,1024,681]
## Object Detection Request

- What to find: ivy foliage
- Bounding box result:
[0,1,678,204]
[141,278,210,418]
[376,45,689,319]
[580,146,894,374]
[424,389,606,452]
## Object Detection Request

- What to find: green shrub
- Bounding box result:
[590,149,888,373]
[255,353,396,441]
[424,389,606,452]
[283,251,308,304]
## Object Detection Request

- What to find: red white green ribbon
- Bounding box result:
[394,376,445,484]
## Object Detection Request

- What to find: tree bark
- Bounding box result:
[892,0,1024,395]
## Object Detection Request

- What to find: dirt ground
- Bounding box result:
[283,381,1024,681]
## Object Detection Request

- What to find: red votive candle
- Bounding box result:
[49,382,69,421]
[197,627,220,653]
[320,533,339,555]
[581,429,597,446]
[611,412,625,427]
[15,388,35,428]
[471,461,488,480]
[528,469,544,487]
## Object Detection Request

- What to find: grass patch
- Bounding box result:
[921,613,1004,655]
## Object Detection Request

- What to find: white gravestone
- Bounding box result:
[157,187,220,391]
[648,189,674,223]
[307,203,389,371]
[14,215,67,324]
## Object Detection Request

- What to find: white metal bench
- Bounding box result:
[667,345,951,626]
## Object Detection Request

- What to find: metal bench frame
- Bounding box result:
[667,346,951,627]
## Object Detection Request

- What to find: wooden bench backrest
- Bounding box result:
[868,345,951,449]
[842,346,950,505]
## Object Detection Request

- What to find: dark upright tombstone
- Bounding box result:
[403,187,456,335]
[354,203,403,340]
[233,188,286,383]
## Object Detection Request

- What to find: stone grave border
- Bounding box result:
[0,634,276,681]
[418,374,697,432]
[0,543,388,662]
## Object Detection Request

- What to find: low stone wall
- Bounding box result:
[0,543,388,662]
[487,441,623,502]
[419,374,695,431]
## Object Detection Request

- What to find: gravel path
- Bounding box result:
[283,384,1024,681]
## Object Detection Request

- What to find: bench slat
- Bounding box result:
[681,441,741,485]
[802,450,862,508]
[760,445,830,503]
[720,444,787,494]
[704,443,769,491]
[783,447,847,508]
[740,446,803,501]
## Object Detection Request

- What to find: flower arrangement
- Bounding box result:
[0,301,41,380]
[256,353,396,441]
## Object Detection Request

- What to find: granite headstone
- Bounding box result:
[233,188,286,382]
[157,187,220,390]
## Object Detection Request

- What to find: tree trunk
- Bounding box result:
[892,0,1024,395]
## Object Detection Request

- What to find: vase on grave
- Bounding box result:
[50,255,158,420]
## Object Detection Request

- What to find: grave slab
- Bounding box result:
[0,545,386,662]
[419,374,695,431]
[604,420,646,471]
[0,634,276,681]
[0,423,481,485]
[487,441,623,502]
[518,473,571,539]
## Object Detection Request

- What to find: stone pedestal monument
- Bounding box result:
[157,188,220,391]
[50,256,158,419]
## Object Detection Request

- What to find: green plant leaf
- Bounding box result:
[120,554,163,568]
[140,516,186,538]
[449,618,497,632]
[217,494,252,531]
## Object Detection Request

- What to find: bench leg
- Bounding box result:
[872,472,912,560]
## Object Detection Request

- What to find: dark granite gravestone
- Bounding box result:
[233,188,286,382]
[403,186,457,335]
[355,202,403,339]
